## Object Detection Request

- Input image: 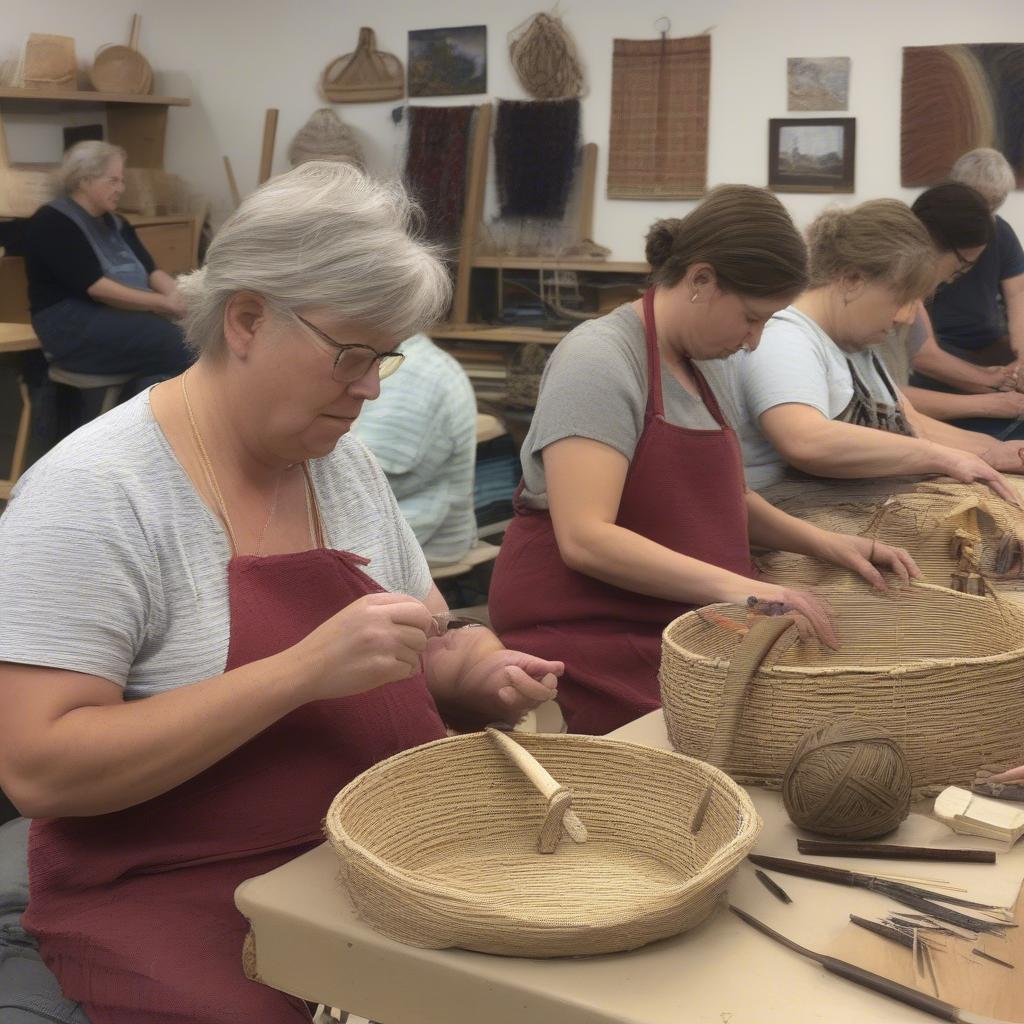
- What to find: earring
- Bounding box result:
[690,292,699,304]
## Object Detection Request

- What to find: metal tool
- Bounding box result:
[730,905,1010,1024]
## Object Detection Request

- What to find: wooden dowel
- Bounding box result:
[754,868,792,904]
[258,108,278,185]
[129,14,141,50]
[576,142,597,242]
[223,155,241,208]
[797,839,995,864]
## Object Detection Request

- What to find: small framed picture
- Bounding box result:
[768,117,855,193]
[408,25,487,97]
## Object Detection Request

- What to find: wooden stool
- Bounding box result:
[47,366,134,419]
[0,322,41,500]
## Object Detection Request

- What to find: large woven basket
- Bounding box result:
[758,477,1024,595]
[660,581,1024,794]
[325,729,761,957]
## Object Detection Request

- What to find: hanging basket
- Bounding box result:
[325,728,761,957]
[320,27,404,103]
[660,580,1024,795]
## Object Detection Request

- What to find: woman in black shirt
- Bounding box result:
[25,141,191,381]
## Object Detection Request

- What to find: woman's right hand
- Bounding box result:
[935,445,1021,504]
[726,584,839,649]
[292,591,433,702]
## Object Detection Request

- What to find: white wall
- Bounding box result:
[4,0,1023,261]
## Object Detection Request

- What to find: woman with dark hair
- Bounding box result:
[488,185,918,735]
[894,182,1024,438]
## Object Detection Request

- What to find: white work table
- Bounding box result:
[235,711,1024,1023]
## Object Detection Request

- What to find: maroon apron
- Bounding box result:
[23,545,446,1024]
[489,288,754,735]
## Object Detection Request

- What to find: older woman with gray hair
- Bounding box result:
[0,162,561,1023]
[928,147,1024,369]
[24,140,190,382]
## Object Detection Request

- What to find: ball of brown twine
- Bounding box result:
[782,718,912,839]
[508,13,584,100]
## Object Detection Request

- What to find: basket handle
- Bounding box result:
[705,615,796,769]
[486,726,588,854]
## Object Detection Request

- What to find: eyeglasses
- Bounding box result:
[949,248,979,282]
[293,313,405,383]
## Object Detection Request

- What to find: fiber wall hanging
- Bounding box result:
[494,99,580,219]
[901,43,1024,187]
[508,13,585,100]
[607,34,710,200]
[404,105,475,247]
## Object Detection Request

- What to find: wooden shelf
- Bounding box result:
[472,256,648,274]
[431,325,566,345]
[0,87,189,106]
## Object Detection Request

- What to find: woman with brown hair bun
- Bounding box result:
[488,185,918,736]
[714,198,1024,499]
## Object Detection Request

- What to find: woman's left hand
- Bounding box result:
[455,649,563,724]
[816,532,920,591]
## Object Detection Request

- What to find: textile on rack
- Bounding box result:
[404,105,475,247]
[494,99,580,220]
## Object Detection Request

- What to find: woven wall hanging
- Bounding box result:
[607,34,710,199]
[901,43,1024,187]
[494,98,580,219]
[403,105,474,247]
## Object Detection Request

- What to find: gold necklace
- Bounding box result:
[181,370,312,556]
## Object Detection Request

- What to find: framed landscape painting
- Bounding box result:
[769,117,855,192]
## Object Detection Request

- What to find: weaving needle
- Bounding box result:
[754,868,793,904]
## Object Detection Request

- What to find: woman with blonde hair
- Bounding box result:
[711,198,1024,498]
[0,162,560,1023]
[489,185,918,736]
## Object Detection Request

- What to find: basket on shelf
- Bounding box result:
[325,727,761,957]
[503,342,549,409]
[22,34,77,90]
[90,15,152,95]
[660,580,1024,795]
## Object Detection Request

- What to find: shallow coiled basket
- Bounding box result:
[660,580,1024,794]
[324,729,761,957]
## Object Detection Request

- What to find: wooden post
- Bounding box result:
[450,102,492,327]
[577,142,598,243]
[223,155,241,207]
[258,108,279,185]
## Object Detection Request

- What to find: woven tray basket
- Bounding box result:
[661,581,1024,794]
[324,729,761,957]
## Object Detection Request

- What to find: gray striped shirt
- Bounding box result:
[352,334,477,565]
[0,391,431,700]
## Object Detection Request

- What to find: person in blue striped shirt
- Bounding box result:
[353,333,478,565]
